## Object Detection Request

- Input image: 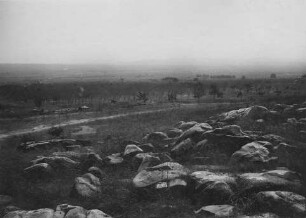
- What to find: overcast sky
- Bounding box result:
[1,0,306,68]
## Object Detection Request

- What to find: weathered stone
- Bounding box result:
[176,123,212,144]
[195,205,234,217]
[255,191,306,217]
[220,106,269,123]
[177,121,198,131]
[123,144,143,157]
[138,143,155,152]
[87,209,112,218]
[133,162,187,188]
[210,125,245,136]
[238,213,279,218]
[171,138,195,158]
[24,163,53,178]
[4,208,54,218]
[65,206,87,218]
[143,132,171,147]
[74,173,101,199]
[165,128,183,138]
[190,171,236,205]
[32,156,79,169]
[238,169,302,195]
[231,141,277,171]
[105,153,124,165]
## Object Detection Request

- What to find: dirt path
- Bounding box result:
[0,107,176,140]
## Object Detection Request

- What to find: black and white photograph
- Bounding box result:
[0,0,306,217]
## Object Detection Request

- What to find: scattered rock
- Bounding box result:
[138,143,155,152]
[177,121,198,131]
[190,171,236,205]
[123,144,143,157]
[74,173,101,199]
[171,138,195,159]
[255,191,306,217]
[231,141,277,171]
[195,205,234,217]
[238,169,302,195]
[133,162,187,188]
[105,153,124,165]
[4,208,54,218]
[24,163,53,178]
[165,128,183,138]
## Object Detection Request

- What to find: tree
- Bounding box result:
[136,91,148,103]
[209,83,219,99]
[192,82,206,102]
[270,73,277,79]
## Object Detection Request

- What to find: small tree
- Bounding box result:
[209,83,219,99]
[192,82,206,102]
[136,91,148,103]
[167,90,177,102]
[270,73,277,79]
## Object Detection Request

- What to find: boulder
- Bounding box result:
[132,153,161,172]
[138,143,155,152]
[258,134,285,146]
[230,142,277,171]
[238,169,302,195]
[194,205,234,217]
[105,153,124,165]
[74,173,101,199]
[155,178,188,196]
[32,156,79,169]
[190,171,236,205]
[88,167,105,179]
[24,163,53,178]
[220,106,269,123]
[177,121,198,131]
[133,162,187,188]
[255,191,306,217]
[200,132,253,158]
[176,123,212,144]
[123,144,143,157]
[210,125,245,136]
[165,128,183,138]
[4,208,54,218]
[65,206,87,218]
[238,213,279,218]
[87,209,112,218]
[143,132,172,147]
[171,138,195,158]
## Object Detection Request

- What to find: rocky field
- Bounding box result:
[1,102,306,217]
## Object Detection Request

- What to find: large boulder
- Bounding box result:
[73,173,101,199]
[177,121,198,131]
[176,123,212,144]
[4,208,54,218]
[24,163,53,178]
[31,156,79,169]
[220,106,269,123]
[165,128,183,138]
[133,162,187,188]
[230,142,277,171]
[255,191,306,217]
[238,169,302,195]
[132,153,162,172]
[199,132,253,160]
[190,171,236,205]
[210,125,246,136]
[194,205,235,217]
[171,138,195,159]
[105,153,124,165]
[143,132,172,148]
[123,144,143,157]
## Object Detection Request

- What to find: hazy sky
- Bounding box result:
[1,0,306,67]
